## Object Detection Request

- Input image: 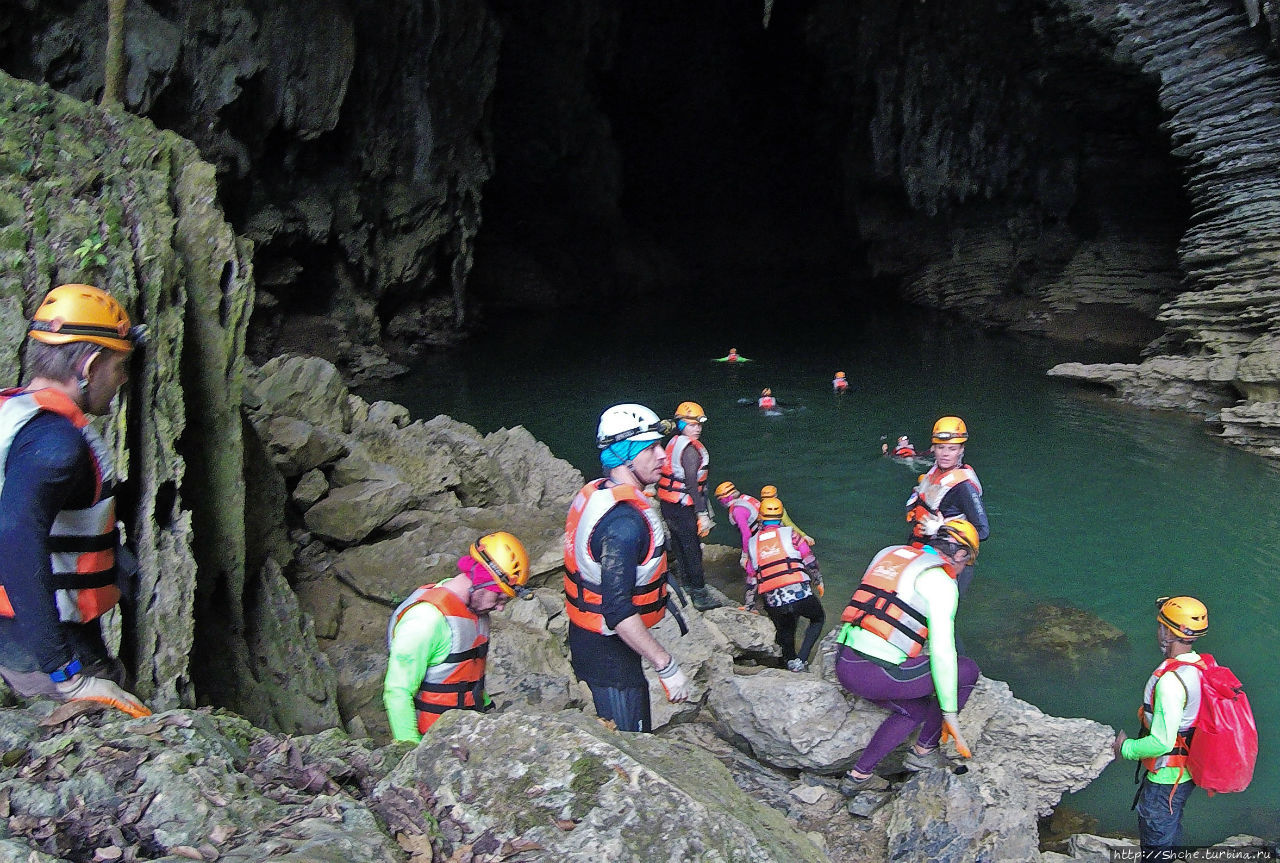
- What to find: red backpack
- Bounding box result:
[1157,654,1257,794]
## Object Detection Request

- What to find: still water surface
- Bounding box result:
[366,304,1278,844]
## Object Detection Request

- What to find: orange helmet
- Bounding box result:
[931,416,968,444]
[675,401,707,423]
[29,284,139,353]
[835,371,846,379]
[934,519,980,561]
[470,532,532,599]
[759,497,784,520]
[760,484,778,498]
[761,388,772,397]
[1157,596,1207,639]
[715,481,738,499]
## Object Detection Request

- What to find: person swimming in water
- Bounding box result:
[758,388,777,410]
[833,371,848,393]
[713,348,751,363]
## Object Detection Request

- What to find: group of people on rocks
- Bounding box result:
[0,284,1235,857]
[380,399,1226,853]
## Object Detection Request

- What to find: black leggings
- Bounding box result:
[765,594,826,663]
[660,501,706,591]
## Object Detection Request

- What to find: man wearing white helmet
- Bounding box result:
[564,404,691,732]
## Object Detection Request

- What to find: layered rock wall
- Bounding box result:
[804,0,1188,342]
[1047,0,1280,457]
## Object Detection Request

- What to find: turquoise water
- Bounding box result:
[365,304,1278,845]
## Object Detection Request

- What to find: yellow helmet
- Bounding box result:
[715,481,738,499]
[760,484,778,498]
[835,371,846,379]
[932,416,968,444]
[29,284,137,353]
[934,519,980,561]
[759,497,784,520]
[675,401,707,423]
[761,388,772,397]
[470,531,532,599]
[1157,596,1208,639]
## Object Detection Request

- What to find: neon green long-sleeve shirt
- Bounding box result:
[837,561,961,711]
[1121,651,1199,784]
[383,600,456,743]
[780,508,813,542]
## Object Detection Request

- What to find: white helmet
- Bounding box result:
[597,403,664,449]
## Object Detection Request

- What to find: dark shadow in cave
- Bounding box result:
[474,0,1190,339]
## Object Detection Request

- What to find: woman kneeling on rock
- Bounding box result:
[834,521,981,793]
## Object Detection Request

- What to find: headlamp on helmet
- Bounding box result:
[675,401,707,424]
[931,416,969,444]
[596,403,672,449]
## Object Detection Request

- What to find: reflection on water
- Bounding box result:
[364,304,1279,845]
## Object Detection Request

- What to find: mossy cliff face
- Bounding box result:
[0,70,338,732]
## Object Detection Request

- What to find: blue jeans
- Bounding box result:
[1136,775,1194,857]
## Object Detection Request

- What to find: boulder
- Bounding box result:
[303,478,416,544]
[249,354,354,433]
[258,415,348,477]
[292,468,330,508]
[703,606,783,660]
[706,666,876,772]
[484,424,586,506]
[371,710,831,863]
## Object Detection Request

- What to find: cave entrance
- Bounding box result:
[474,0,1189,345]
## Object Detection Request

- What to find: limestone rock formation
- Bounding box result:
[245,353,584,732]
[0,70,346,735]
[375,709,831,863]
[1042,0,1280,457]
[3,1,500,374]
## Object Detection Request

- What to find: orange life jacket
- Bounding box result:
[0,388,120,623]
[905,464,982,538]
[655,436,708,506]
[748,525,809,596]
[564,479,668,634]
[1139,657,1202,774]
[841,545,953,658]
[388,584,491,734]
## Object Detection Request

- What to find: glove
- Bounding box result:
[914,509,946,538]
[656,658,690,702]
[941,711,972,758]
[56,674,151,718]
[802,534,816,546]
[696,512,715,537]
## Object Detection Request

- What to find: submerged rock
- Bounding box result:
[1020,603,1127,665]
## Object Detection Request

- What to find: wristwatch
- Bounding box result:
[48,658,82,683]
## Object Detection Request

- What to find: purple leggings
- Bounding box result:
[835,644,980,773]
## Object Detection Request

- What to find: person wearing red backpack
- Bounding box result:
[1113,596,1209,856]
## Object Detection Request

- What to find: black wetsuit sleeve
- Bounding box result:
[0,413,94,672]
[682,445,708,512]
[590,504,650,631]
[942,481,990,541]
